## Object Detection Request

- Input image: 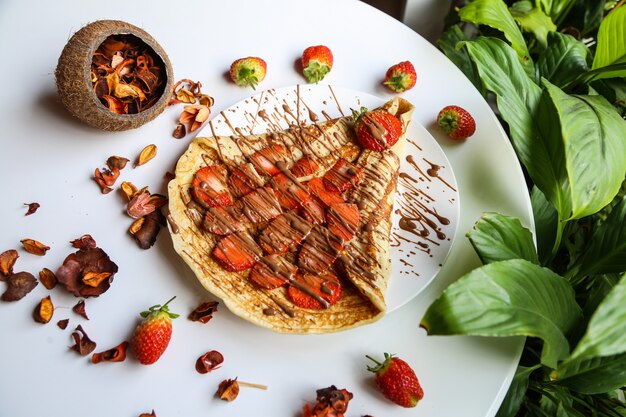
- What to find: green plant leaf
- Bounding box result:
[496,365,539,417]
[437,25,484,93]
[421,259,581,368]
[531,186,558,265]
[510,1,556,47]
[537,31,589,89]
[543,81,626,219]
[467,212,539,265]
[553,352,626,394]
[592,4,626,73]
[537,0,577,24]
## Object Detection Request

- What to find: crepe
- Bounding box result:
[168,96,414,333]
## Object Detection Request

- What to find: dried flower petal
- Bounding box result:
[21,239,50,256]
[70,234,97,250]
[72,299,89,320]
[129,209,165,249]
[134,144,157,168]
[216,378,240,402]
[39,267,58,289]
[33,296,54,324]
[196,350,224,374]
[198,94,214,108]
[138,410,157,417]
[148,194,168,209]
[57,318,69,329]
[127,192,156,219]
[180,105,211,133]
[176,88,197,104]
[69,324,97,356]
[106,156,129,171]
[24,202,40,216]
[120,181,139,202]
[172,123,186,139]
[91,341,129,364]
[82,271,112,287]
[188,301,219,324]
[1,271,38,301]
[0,249,19,278]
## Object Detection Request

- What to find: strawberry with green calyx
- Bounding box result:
[352,107,403,152]
[229,57,267,89]
[302,45,333,83]
[131,296,179,365]
[366,353,424,408]
[383,61,417,93]
[437,105,476,140]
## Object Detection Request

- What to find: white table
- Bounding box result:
[0,1,532,416]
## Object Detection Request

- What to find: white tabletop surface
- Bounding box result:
[0,1,532,416]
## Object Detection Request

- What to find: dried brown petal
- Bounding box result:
[198,94,214,108]
[180,105,211,133]
[138,411,157,417]
[21,239,50,256]
[106,156,129,171]
[70,234,97,250]
[127,192,156,219]
[176,88,197,104]
[120,181,139,202]
[148,194,168,209]
[1,271,38,301]
[128,217,145,236]
[72,299,89,320]
[196,350,224,374]
[188,301,219,324]
[69,324,97,356]
[172,123,186,139]
[134,144,157,168]
[91,341,129,364]
[216,378,240,402]
[82,271,112,287]
[24,202,40,216]
[39,267,58,290]
[0,249,19,278]
[57,318,69,329]
[33,296,54,324]
[56,242,118,298]
[164,171,175,182]
[130,209,165,249]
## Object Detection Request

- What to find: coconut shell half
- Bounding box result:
[55,20,174,131]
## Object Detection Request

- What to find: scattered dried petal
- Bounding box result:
[216,378,240,402]
[70,234,97,250]
[196,350,224,374]
[91,341,129,364]
[21,239,50,256]
[129,209,166,249]
[127,192,156,219]
[134,144,157,168]
[0,249,19,278]
[33,296,54,324]
[39,267,58,289]
[172,123,186,139]
[176,88,197,104]
[24,202,40,216]
[138,411,157,417]
[69,324,97,356]
[198,94,214,108]
[106,156,129,171]
[57,318,69,329]
[120,181,139,202]
[188,301,219,324]
[180,104,211,132]
[82,271,112,287]
[72,299,89,320]
[1,272,38,301]
[148,194,168,209]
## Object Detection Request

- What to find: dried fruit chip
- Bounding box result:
[0,249,19,278]
[73,299,89,320]
[134,144,157,168]
[57,319,70,330]
[70,324,97,356]
[39,267,58,289]
[82,271,112,287]
[24,202,40,216]
[196,350,224,374]
[33,296,54,324]
[188,301,219,324]
[1,272,38,301]
[21,239,50,256]
[216,378,240,402]
[91,341,129,364]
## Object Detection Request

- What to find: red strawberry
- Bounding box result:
[258,212,312,255]
[287,271,342,310]
[353,108,403,152]
[323,158,363,192]
[298,226,343,274]
[131,297,179,365]
[437,105,476,140]
[249,254,297,289]
[326,203,360,241]
[202,206,247,236]
[250,144,290,177]
[307,177,345,207]
[228,163,265,198]
[270,173,311,210]
[291,156,319,178]
[301,45,333,83]
[229,57,267,89]
[212,232,263,272]
[366,353,424,408]
[383,61,417,93]
[190,165,233,208]
[299,197,326,225]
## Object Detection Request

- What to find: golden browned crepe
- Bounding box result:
[168,97,414,333]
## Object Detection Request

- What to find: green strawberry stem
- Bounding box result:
[366,353,393,373]
[351,106,368,122]
[140,296,180,319]
[438,112,459,133]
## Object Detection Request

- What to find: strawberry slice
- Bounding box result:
[307,177,344,207]
[299,197,326,225]
[249,254,298,290]
[287,271,342,310]
[202,206,247,236]
[240,187,283,224]
[322,159,363,193]
[270,172,311,210]
[258,211,312,255]
[191,165,233,208]
[298,226,343,274]
[212,232,263,272]
[250,144,291,177]
[326,203,360,241]
[291,156,319,178]
[228,163,265,198]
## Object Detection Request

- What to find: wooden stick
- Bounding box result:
[238,380,269,390]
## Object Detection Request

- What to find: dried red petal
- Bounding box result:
[57,319,69,329]
[127,192,156,219]
[1,272,38,301]
[188,301,219,323]
[24,202,40,216]
[106,156,129,171]
[196,350,224,374]
[69,324,97,356]
[91,341,129,364]
[70,235,97,250]
[39,267,58,289]
[72,300,89,320]
[20,239,50,256]
[216,378,240,401]
[138,410,157,417]
[0,249,18,278]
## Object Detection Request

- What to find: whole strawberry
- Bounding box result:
[229,57,267,89]
[302,45,333,83]
[383,61,417,93]
[353,107,403,152]
[366,353,423,408]
[437,105,476,140]
[131,296,179,365]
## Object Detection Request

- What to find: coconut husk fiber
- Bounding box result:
[55,20,174,131]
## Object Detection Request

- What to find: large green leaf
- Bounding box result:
[592,5,626,74]
[537,31,589,89]
[531,186,558,265]
[496,365,539,417]
[553,352,626,394]
[437,25,484,93]
[510,1,556,47]
[467,212,539,265]
[543,81,626,219]
[537,0,577,24]
[421,259,581,368]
